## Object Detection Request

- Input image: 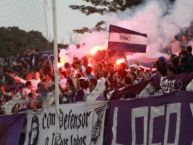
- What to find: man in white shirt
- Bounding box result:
[30,72,41,92]
[22,81,33,98]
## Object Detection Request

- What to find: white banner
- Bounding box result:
[24,101,107,145]
[109,32,147,45]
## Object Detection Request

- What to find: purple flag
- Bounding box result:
[0,113,26,145]
[108,25,147,52]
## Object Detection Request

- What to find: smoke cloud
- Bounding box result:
[107,0,193,52]
[67,0,193,60]
[68,32,108,60]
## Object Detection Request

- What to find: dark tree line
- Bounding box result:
[0,27,49,56]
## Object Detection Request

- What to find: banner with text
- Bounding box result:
[105,91,193,145]
[24,101,107,145]
[108,25,147,53]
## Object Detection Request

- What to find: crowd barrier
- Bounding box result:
[105,91,193,145]
[0,91,193,145]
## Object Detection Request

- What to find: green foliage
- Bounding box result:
[70,5,107,15]
[70,0,144,15]
[0,27,49,56]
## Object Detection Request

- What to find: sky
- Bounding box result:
[0,0,103,43]
[53,0,104,43]
[0,0,192,54]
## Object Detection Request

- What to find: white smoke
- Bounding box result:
[63,32,107,62]
[106,0,193,52]
[67,0,193,59]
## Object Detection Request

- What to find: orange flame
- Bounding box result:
[57,62,63,68]
[57,58,66,68]
[88,57,92,66]
[116,58,125,65]
[90,46,106,56]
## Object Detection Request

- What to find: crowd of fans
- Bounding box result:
[0,33,193,115]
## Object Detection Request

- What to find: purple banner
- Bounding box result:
[104,91,193,145]
[0,113,26,145]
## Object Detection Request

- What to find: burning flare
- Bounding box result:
[57,58,66,68]
[90,46,107,56]
[116,58,125,65]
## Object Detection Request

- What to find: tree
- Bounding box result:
[0,27,49,56]
[26,30,49,51]
[70,0,144,33]
[70,0,144,15]
[70,0,176,34]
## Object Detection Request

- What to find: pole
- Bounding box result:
[52,0,61,144]
[43,0,49,39]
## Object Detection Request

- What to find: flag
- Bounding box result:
[108,25,147,53]
[0,113,26,145]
